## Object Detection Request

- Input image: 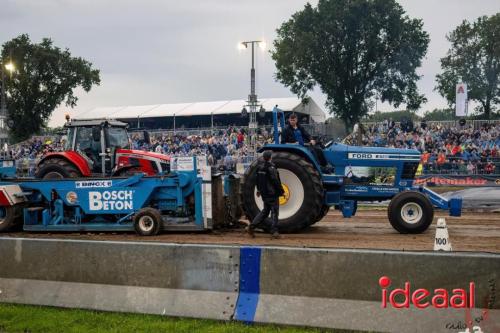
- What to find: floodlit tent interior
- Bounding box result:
[74,97,326,130]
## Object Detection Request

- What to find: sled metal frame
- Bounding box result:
[0,158,207,233]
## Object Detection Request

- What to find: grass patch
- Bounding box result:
[0,303,359,333]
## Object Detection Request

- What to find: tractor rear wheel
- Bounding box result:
[388,191,434,234]
[313,205,330,224]
[241,151,323,233]
[36,158,82,179]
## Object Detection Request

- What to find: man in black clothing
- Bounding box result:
[246,151,284,239]
[281,113,315,146]
[281,114,329,169]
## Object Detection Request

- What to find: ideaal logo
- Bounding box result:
[89,190,133,211]
[379,276,475,309]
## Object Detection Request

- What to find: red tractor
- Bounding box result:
[35,119,170,179]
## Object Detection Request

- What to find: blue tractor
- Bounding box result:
[241,107,461,233]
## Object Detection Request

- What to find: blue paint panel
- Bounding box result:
[223,176,230,197]
[235,246,261,323]
[450,197,462,216]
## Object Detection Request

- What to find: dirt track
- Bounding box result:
[2,210,499,253]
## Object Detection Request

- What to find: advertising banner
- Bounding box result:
[455,83,468,117]
[415,175,500,187]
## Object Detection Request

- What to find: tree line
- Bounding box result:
[272,0,499,127]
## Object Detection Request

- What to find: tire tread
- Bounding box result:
[241,151,323,233]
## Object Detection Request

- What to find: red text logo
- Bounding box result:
[379,276,475,309]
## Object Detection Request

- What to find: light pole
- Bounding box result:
[0,61,15,146]
[239,40,266,153]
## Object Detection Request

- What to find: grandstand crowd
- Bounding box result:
[129,127,273,169]
[7,127,274,175]
[362,119,500,175]
[7,120,500,176]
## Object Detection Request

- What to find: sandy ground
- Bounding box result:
[2,210,499,254]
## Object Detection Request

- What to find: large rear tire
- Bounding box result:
[241,151,323,233]
[36,158,82,179]
[388,191,434,234]
[313,205,330,224]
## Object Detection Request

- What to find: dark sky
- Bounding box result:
[1,0,499,126]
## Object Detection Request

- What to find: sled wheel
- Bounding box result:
[134,208,162,236]
[0,205,21,232]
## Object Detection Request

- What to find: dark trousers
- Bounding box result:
[308,145,327,166]
[251,197,279,233]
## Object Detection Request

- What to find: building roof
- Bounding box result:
[65,119,129,128]
[74,97,326,122]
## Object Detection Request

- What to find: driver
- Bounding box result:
[281,114,329,170]
[281,113,315,146]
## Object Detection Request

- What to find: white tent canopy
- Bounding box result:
[74,97,326,122]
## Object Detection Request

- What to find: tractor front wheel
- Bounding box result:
[241,151,323,233]
[388,191,434,234]
[36,158,82,179]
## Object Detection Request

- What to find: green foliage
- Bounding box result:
[364,110,420,122]
[43,125,66,135]
[435,13,500,119]
[422,108,455,121]
[0,303,355,333]
[1,34,100,142]
[271,0,429,129]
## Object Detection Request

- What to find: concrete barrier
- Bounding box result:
[237,247,500,333]
[0,238,499,333]
[0,238,239,320]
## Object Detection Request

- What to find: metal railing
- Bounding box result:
[362,119,500,130]
[421,156,499,175]
[14,158,38,177]
[7,154,500,178]
[129,123,339,143]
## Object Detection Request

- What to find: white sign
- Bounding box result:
[455,83,468,117]
[199,164,212,226]
[347,153,419,161]
[76,180,112,188]
[175,157,195,171]
[196,155,208,169]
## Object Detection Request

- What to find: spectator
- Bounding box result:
[484,161,496,174]
[467,161,476,174]
[360,120,499,175]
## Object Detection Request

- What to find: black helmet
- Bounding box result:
[262,150,272,161]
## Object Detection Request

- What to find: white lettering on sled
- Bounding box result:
[89,190,133,211]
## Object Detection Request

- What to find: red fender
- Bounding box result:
[117,149,171,161]
[115,149,170,175]
[38,151,92,176]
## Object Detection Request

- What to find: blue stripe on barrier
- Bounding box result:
[234,246,261,323]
